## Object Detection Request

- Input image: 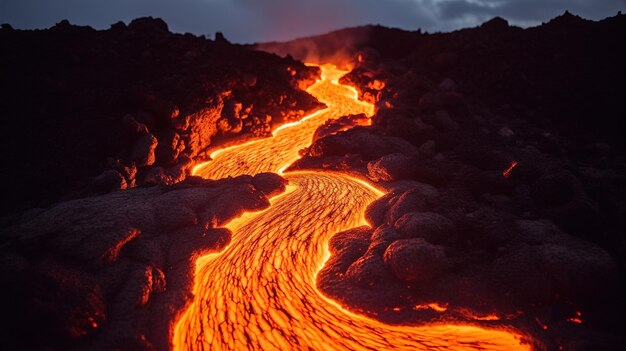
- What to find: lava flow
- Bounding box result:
[173,65,530,350]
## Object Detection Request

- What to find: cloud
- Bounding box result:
[0,0,624,43]
[436,0,626,27]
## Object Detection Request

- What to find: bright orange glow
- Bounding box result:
[503,161,518,178]
[414,303,449,312]
[470,314,501,321]
[567,311,583,324]
[174,65,531,350]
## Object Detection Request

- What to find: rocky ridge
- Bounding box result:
[0,17,322,215]
[267,12,625,351]
[0,173,286,350]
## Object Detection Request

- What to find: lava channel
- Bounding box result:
[173,65,531,350]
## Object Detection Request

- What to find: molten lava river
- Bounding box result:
[173,65,530,350]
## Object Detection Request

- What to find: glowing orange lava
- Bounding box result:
[503,161,518,178]
[173,65,531,350]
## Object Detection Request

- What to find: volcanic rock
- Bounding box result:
[367,153,416,182]
[364,192,396,227]
[531,172,602,239]
[0,18,322,214]
[481,17,509,30]
[1,10,624,351]
[417,140,436,157]
[386,185,440,224]
[251,172,288,197]
[0,173,285,351]
[383,238,450,283]
[345,248,392,288]
[271,12,625,349]
[311,114,370,143]
[91,170,129,193]
[433,110,459,132]
[438,78,457,92]
[306,127,417,160]
[364,184,439,227]
[130,133,158,167]
[393,212,455,244]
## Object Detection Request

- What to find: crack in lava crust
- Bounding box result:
[174,65,530,350]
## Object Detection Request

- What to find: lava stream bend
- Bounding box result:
[173,65,530,350]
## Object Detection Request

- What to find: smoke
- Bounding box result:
[254,25,373,67]
[1,0,624,43]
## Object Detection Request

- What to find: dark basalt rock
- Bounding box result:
[367,153,416,182]
[383,238,450,283]
[311,113,370,143]
[0,173,286,351]
[0,17,323,215]
[480,16,510,31]
[269,12,625,351]
[393,211,455,244]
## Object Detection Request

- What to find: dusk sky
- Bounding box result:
[2,0,625,43]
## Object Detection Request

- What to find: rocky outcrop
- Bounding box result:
[0,17,323,215]
[290,126,417,176]
[366,153,416,182]
[0,173,286,351]
[267,12,625,351]
[319,186,620,350]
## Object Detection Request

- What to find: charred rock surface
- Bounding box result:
[269,13,625,351]
[0,173,286,351]
[0,17,322,215]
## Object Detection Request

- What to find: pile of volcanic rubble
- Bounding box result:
[278,12,625,351]
[0,17,322,215]
[0,173,286,350]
